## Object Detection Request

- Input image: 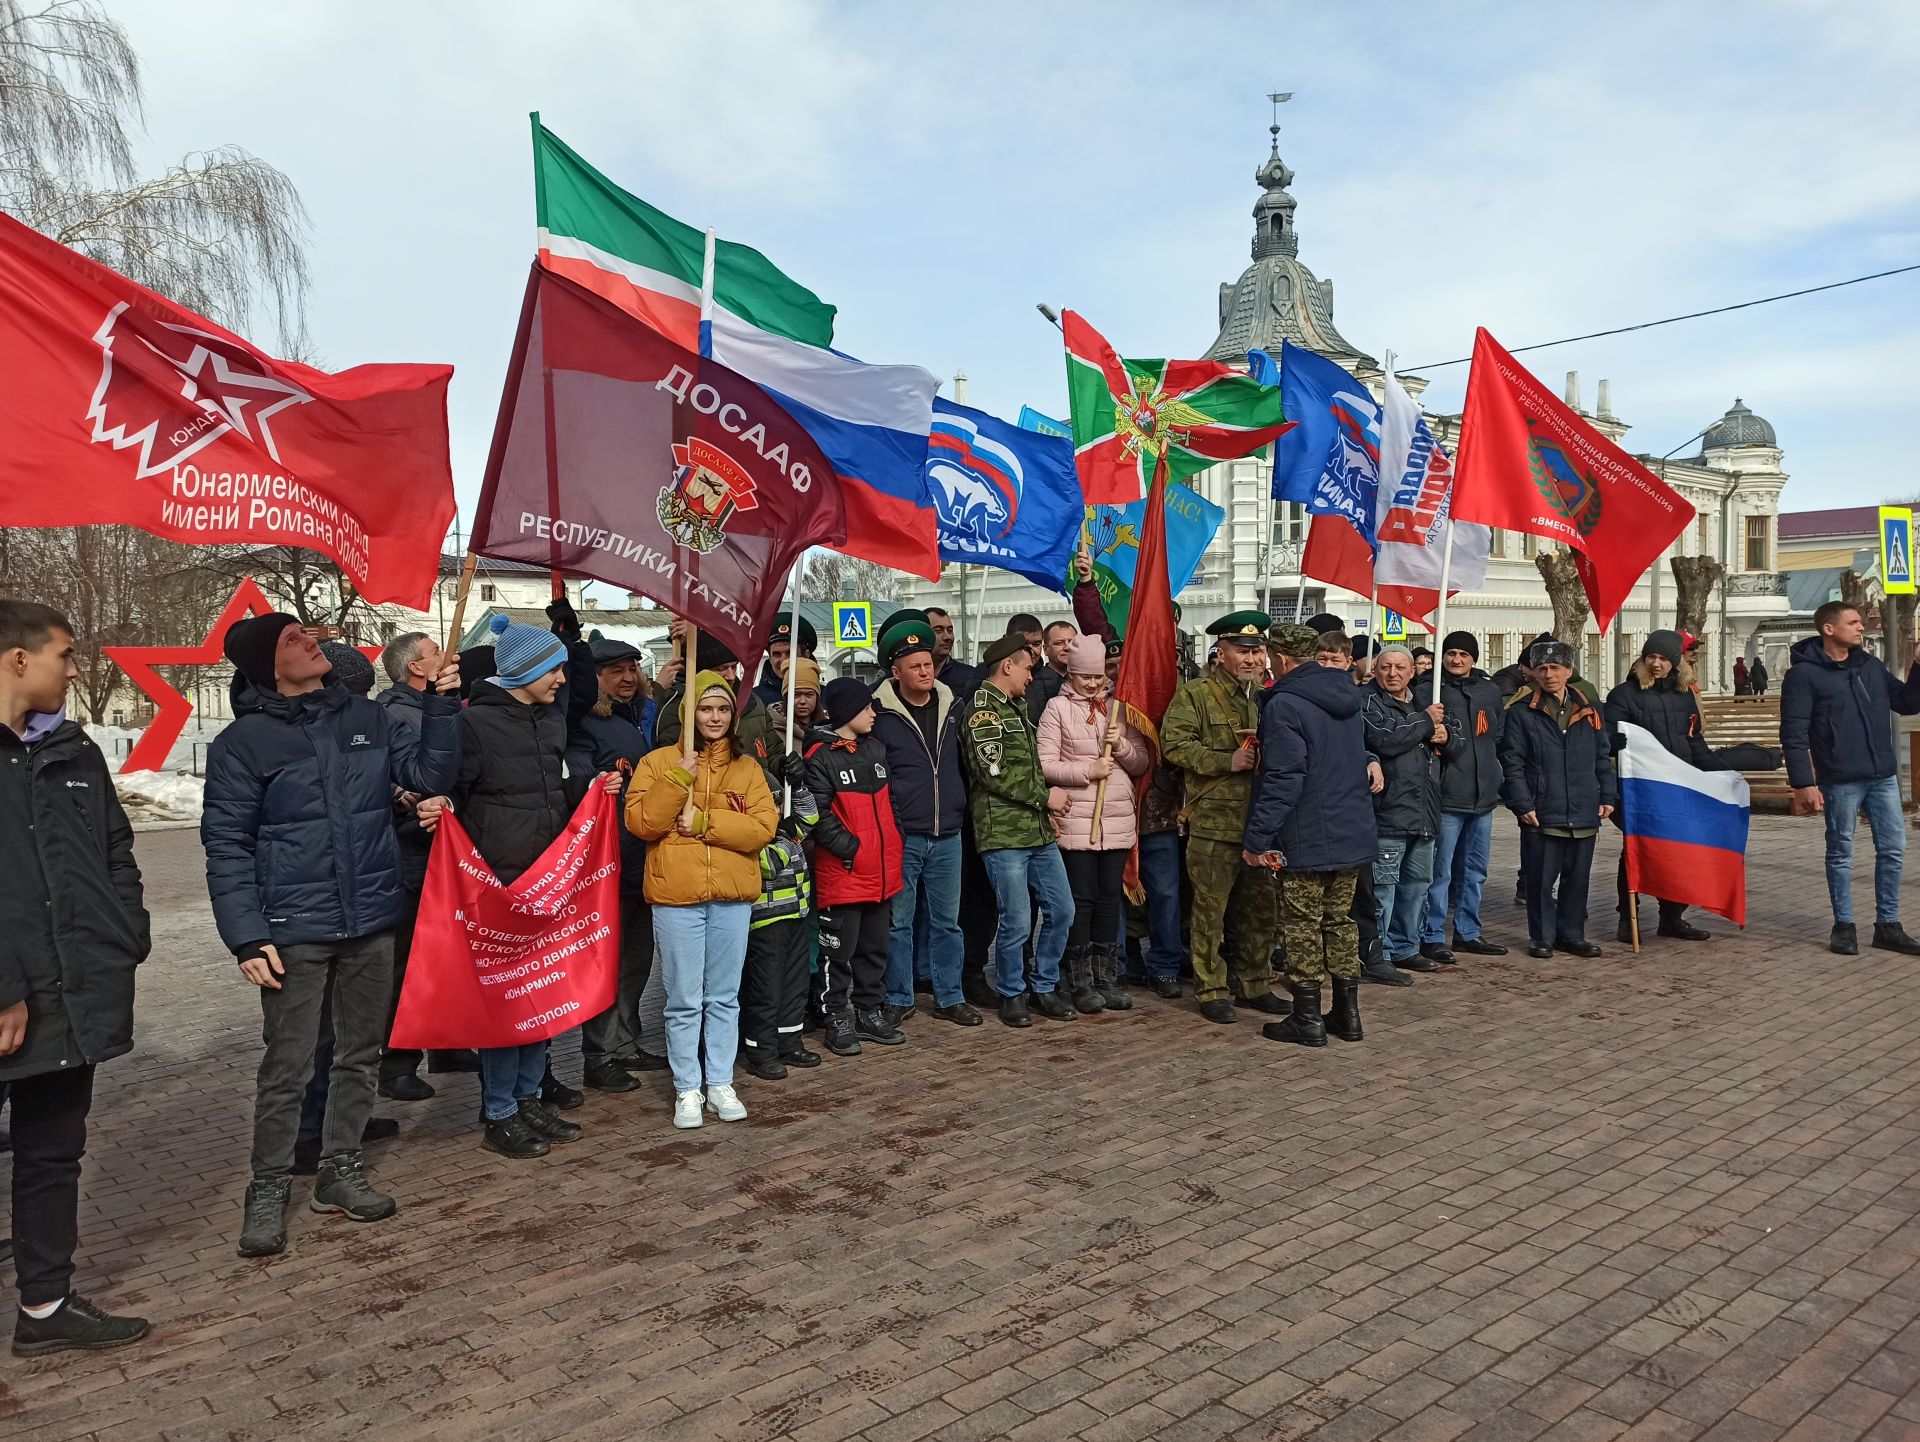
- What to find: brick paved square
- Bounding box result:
[2,817,1918,1441]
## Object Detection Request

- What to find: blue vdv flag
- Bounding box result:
[1088,481,1225,598]
[1016,405,1071,439]
[1262,341,1383,551]
[927,398,1082,593]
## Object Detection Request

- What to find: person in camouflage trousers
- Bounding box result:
[959,635,1077,1028]
[1244,626,1378,1046]
[1160,611,1283,1024]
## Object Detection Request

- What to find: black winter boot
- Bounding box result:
[238,1176,293,1257]
[310,1152,397,1222]
[1065,944,1105,1014]
[1093,943,1132,1011]
[1261,983,1327,1046]
[1324,978,1364,1042]
[517,1098,583,1143]
[539,1067,585,1111]
[1872,922,1920,956]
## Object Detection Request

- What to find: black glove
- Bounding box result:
[546,596,581,641]
[780,750,807,790]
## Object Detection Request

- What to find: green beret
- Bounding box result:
[880,618,934,668]
[768,610,817,652]
[982,633,1034,670]
[1266,622,1320,660]
[1207,609,1271,645]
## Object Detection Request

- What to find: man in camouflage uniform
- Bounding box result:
[1245,625,1377,1045]
[959,634,1077,1028]
[1160,611,1284,1024]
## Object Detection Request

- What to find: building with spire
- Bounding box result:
[906,110,1792,693]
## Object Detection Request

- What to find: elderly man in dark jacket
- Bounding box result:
[0,602,151,1356]
[1501,640,1616,959]
[1363,645,1456,974]
[1781,601,1920,956]
[1422,632,1507,962]
[204,612,458,1258]
[1245,626,1377,1046]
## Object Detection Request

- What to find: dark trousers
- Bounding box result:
[9,1064,94,1306]
[253,933,394,1179]
[1351,865,1382,967]
[817,900,890,1014]
[1063,849,1127,951]
[378,890,423,1080]
[582,891,655,1065]
[742,918,812,1055]
[1616,854,1685,927]
[1518,825,1539,902]
[959,821,996,996]
[1526,832,1596,945]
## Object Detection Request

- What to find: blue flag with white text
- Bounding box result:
[927,398,1081,592]
[1260,341,1383,553]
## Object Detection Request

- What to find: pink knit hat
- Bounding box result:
[1066,634,1108,675]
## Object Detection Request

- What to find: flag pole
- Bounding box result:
[1629,891,1641,955]
[680,621,700,827]
[1091,451,1169,844]
[1369,348,1395,672]
[1430,522,1457,710]
[781,554,807,813]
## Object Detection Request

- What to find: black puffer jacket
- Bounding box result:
[1499,687,1618,828]
[1244,663,1377,871]
[1436,669,1504,814]
[0,719,149,1083]
[450,683,584,884]
[565,694,651,891]
[1780,635,1920,789]
[1363,681,1450,838]
[870,677,966,838]
[1604,659,1724,770]
[375,683,442,893]
[203,675,458,951]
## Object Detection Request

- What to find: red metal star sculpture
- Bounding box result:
[101,579,384,774]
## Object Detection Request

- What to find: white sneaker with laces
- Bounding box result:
[673,1090,704,1129]
[705,1083,748,1122]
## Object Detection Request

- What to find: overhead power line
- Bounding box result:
[1402,264,1920,373]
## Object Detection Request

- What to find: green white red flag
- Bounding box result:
[1063,310,1292,505]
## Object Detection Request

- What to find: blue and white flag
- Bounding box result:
[927,398,1081,593]
[1017,405,1071,439]
[1260,341,1383,553]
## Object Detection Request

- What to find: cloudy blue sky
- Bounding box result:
[114,0,1919,521]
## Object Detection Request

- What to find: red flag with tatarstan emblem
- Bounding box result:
[1064,310,1292,505]
[1451,327,1695,632]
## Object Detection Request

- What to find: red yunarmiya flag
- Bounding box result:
[0,211,455,608]
[1450,327,1695,632]
[473,265,846,660]
[1113,456,1181,751]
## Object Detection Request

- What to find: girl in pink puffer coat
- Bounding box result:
[1038,635,1150,1013]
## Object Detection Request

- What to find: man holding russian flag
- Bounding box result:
[1613,722,1750,942]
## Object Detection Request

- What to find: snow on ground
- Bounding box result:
[85,719,226,825]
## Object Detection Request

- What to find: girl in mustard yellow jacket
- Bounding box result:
[628,670,777,1129]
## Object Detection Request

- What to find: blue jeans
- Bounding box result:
[1423,811,1492,944]
[655,900,752,1094]
[1374,835,1435,962]
[982,844,1072,997]
[478,1041,547,1122]
[888,833,964,1007]
[1821,776,1906,924]
[1138,830,1187,980]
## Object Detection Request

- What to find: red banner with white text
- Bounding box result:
[390,789,621,1049]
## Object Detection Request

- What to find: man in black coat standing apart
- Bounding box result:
[0,601,151,1356]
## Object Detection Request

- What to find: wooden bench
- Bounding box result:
[1697,694,1792,812]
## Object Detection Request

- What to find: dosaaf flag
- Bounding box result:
[473,265,844,661]
[391,789,622,1050]
[532,120,941,579]
[1452,328,1694,631]
[927,398,1082,592]
[0,211,454,607]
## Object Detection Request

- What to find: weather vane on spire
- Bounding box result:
[1268,91,1293,153]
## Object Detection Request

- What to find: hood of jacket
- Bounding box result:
[1279,660,1365,720]
[1628,657,1698,692]
[228,671,351,723]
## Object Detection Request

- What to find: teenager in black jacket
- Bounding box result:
[1422,633,1508,961]
[0,602,151,1356]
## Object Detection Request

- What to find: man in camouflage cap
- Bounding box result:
[1160,610,1285,1023]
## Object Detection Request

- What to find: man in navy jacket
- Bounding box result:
[1781,601,1920,956]
[870,617,978,1028]
[203,613,458,1258]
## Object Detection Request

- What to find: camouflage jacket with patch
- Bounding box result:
[959,680,1052,852]
[1160,666,1262,843]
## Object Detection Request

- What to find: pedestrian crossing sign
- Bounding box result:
[833,601,872,648]
[1880,507,1914,595]
[1380,609,1406,642]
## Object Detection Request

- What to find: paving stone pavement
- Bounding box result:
[3,817,1920,1442]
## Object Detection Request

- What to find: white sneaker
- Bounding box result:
[673,1090,704,1129]
[705,1083,748,1123]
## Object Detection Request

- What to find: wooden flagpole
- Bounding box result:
[680,621,700,827]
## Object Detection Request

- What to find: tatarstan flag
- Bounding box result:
[1063,310,1293,505]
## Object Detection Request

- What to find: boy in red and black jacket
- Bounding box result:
[805,678,905,1057]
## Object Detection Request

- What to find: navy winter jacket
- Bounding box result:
[1498,687,1617,829]
[565,695,651,891]
[1364,681,1453,839]
[1779,635,1920,789]
[1244,662,1377,872]
[374,683,439,893]
[202,675,459,952]
[870,677,967,838]
[1438,669,1505,814]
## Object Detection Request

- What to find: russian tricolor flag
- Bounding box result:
[1616,721,1750,926]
